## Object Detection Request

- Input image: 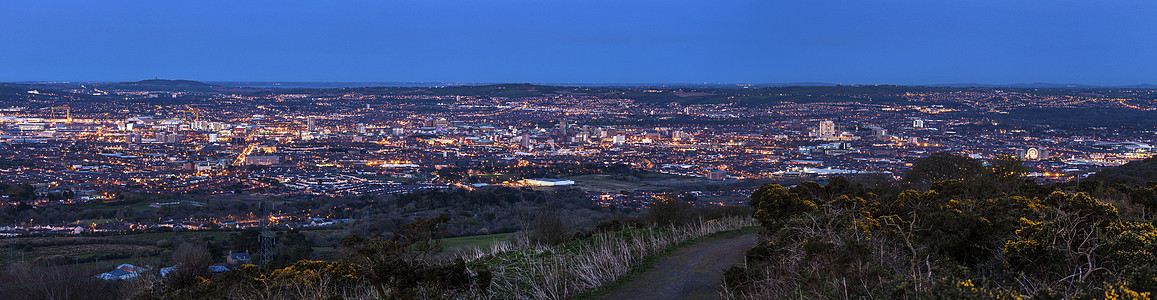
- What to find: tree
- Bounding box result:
[647,196,695,226]
[902,152,985,188]
[6,183,35,202]
[529,209,571,246]
[272,230,313,266]
[749,183,817,228]
[167,243,212,291]
[341,214,490,299]
[990,154,1028,179]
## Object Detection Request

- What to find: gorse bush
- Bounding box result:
[725,153,1157,299]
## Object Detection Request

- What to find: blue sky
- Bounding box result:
[2,0,1155,85]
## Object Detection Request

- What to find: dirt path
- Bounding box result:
[599,232,759,300]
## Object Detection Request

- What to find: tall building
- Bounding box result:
[872,127,888,138]
[1015,148,1050,161]
[520,133,532,149]
[158,133,182,143]
[913,119,925,128]
[434,118,450,130]
[813,120,836,138]
[357,123,366,134]
[307,117,316,132]
[558,120,569,135]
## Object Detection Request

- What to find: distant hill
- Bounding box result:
[927,82,1157,89]
[118,79,212,87]
[268,84,985,106]
[1089,156,1157,186]
[104,79,216,92]
[0,83,31,96]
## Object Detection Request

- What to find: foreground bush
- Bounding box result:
[725,155,1157,299]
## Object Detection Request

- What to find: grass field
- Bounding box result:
[0,230,239,271]
[564,174,675,193]
[564,173,772,193]
[441,232,514,251]
[128,231,233,241]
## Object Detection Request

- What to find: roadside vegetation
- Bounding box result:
[84,194,753,299]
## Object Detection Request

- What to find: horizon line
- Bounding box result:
[5,79,1157,89]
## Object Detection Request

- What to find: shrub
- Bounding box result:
[750,183,817,228]
[529,210,570,247]
[341,214,491,299]
[647,196,695,225]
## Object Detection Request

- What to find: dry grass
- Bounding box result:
[458,216,755,299]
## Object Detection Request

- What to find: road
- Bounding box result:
[599,232,759,300]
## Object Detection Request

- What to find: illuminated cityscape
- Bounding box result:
[0,81,1153,233]
[4,1,1157,297]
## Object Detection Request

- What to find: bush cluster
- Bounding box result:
[725,153,1157,299]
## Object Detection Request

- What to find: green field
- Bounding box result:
[129,230,233,241]
[563,174,675,193]
[441,232,514,251]
[566,173,813,194]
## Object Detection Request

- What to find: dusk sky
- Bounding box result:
[2,0,1155,85]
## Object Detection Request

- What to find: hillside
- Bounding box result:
[723,153,1157,299]
[1089,156,1157,186]
[103,79,216,92]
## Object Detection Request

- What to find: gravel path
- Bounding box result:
[599,232,759,300]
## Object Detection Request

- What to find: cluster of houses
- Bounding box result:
[95,252,253,281]
[1,216,357,237]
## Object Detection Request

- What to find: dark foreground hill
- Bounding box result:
[1089,156,1157,186]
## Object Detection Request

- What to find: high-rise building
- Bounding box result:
[872,127,887,137]
[1015,148,1050,161]
[357,123,366,134]
[307,117,316,132]
[913,119,925,128]
[158,133,182,143]
[813,120,836,138]
[521,134,532,149]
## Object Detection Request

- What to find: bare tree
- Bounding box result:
[167,243,212,290]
